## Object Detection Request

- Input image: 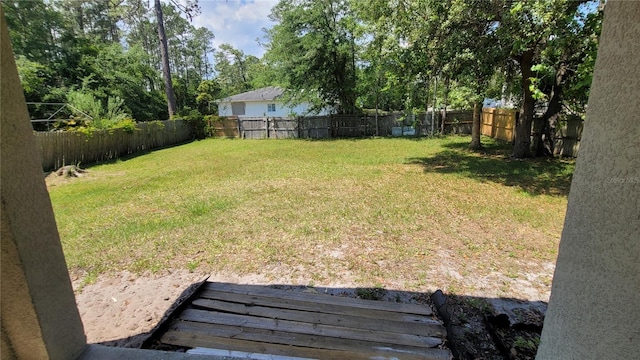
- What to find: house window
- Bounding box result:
[267,103,276,112]
[231,102,245,115]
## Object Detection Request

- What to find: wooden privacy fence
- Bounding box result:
[482,108,517,142]
[35,120,192,171]
[207,118,239,138]
[210,112,475,140]
[554,116,583,157]
[481,108,583,157]
[439,110,475,135]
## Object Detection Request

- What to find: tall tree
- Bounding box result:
[496,0,595,158]
[214,43,259,96]
[391,0,500,147]
[529,2,602,156]
[265,0,359,113]
[4,0,63,64]
[154,0,177,117]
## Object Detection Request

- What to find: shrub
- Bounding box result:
[176,109,207,140]
[67,90,132,130]
[111,118,137,134]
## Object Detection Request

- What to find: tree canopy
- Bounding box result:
[265,0,359,114]
[5,0,602,157]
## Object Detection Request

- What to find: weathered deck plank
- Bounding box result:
[162,321,451,360]
[177,308,443,348]
[162,325,451,360]
[153,282,451,360]
[191,297,444,336]
[203,283,433,316]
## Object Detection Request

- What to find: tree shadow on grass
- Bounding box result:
[407,139,575,196]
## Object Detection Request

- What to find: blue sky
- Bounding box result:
[192,0,278,58]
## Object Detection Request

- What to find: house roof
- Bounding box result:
[217,86,284,103]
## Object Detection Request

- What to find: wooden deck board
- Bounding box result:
[163,329,451,360]
[178,308,442,348]
[162,321,451,359]
[199,289,434,324]
[153,282,451,360]
[204,283,434,316]
[191,298,444,336]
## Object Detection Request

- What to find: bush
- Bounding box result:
[111,118,137,134]
[175,109,207,140]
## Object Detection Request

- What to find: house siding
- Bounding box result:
[218,100,329,118]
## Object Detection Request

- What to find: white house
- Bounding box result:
[216,86,331,118]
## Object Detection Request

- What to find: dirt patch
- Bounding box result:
[73,270,205,347]
[45,168,88,187]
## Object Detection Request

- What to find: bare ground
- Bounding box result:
[73,264,552,359]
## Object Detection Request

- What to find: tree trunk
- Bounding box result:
[512,49,535,158]
[533,86,562,156]
[375,74,379,136]
[155,0,177,118]
[533,63,567,156]
[441,78,449,134]
[469,101,482,150]
[75,4,84,33]
[431,76,437,135]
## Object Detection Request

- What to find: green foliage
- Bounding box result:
[67,90,103,120]
[104,96,130,123]
[356,286,387,301]
[196,80,222,114]
[5,0,211,123]
[7,0,600,145]
[111,118,137,134]
[265,0,359,113]
[66,89,134,131]
[447,84,478,110]
[3,0,63,64]
[175,109,208,140]
[214,43,261,97]
[513,335,540,350]
[15,56,53,102]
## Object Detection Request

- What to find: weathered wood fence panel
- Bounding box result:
[239,117,269,139]
[270,118,298,139]
[208,118,239,138]
[301,116,330,139]
[35,120,192,171]
[209,113,475,140]
[331,115,375,137]
[234,117,301,139]
[554,116,583,157]
[442,110,474,134]
[481,108,583,157]
[376,114,402,136]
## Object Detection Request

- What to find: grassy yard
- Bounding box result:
[48,136,574,298]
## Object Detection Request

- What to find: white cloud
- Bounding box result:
[193,0,277,57]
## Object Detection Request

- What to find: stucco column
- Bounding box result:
[536,1,640,359]
[1,10,86,360]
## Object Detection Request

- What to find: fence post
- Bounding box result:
[330,115,334,138]
[490,108,496,138]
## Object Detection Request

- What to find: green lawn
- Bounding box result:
[48,136,574,296]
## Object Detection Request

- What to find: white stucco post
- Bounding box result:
[1,10,87,359]
[536,1,639,359]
